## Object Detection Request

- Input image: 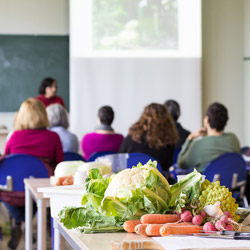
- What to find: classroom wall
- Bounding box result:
[243,0,250,146]
[0,0,69,132]
[202,0,245,144]
[0,0,69,35]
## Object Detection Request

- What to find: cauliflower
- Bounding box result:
[104,167,149,197]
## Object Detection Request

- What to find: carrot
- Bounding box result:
[134,224,148,236]
[141,214,180,224]
[123,219,141,233]
[145,224,165,236]
[56,176,73,186]
[160,224,202,236]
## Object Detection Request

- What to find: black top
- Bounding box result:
[119,135,175,172]
[175,123,190,149]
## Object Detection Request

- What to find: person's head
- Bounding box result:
[39,77,57,98]
[98,106,114,126]
[164,100,180,122]
[129,103,178,149]
[46,104,69,129]
[14,98,49,130]
[204,102,228,132]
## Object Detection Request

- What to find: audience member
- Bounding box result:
[119,103,178,173]
[81,106,124,160]
[35,77,65,108]
[164,99,190,149]
[3,98,63,249]
[47,104,79,153]
[177,102,240,173]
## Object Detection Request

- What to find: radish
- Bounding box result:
[192,215,203,226]
[223,211,232,219]
[200,210,206,218]
[180,210,192,222]
[215,220,226,231]
[203,222,216,232]
[219,215,229,224]
[225,224,234,231]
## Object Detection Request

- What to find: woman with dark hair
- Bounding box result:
[119,103,178,172]
[164,99,190,149]
[81,106,124,160]
[35,77,65,108]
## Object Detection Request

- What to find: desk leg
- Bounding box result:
[37,199,47,250]
[54,219,65,250]
[25,185,33,250]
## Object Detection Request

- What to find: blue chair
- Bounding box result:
[241,146,249,155]
[0,154,48,192]
[203,153,248,208]
[88,151,117,162]
[63,152,85,162]
[127,153,163,173]
[173,148,181,164]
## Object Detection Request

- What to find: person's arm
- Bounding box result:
[118,137,129,153]
[55,134,64,163]
[177,131,203,169]
[4,132,15,155]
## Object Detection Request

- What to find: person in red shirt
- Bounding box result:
[35,77,66,108]
[4,98,63,249]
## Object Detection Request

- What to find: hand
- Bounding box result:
[188,127,207,140]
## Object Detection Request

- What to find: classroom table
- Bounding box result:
[24,178,51,250]
[53,218,250,250]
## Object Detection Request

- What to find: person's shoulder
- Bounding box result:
[114,133,124,139]
[223,132,239,141]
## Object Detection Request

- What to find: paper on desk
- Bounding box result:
[153,236,250,250]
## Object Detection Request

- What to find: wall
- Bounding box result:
[243,0,250,145]
[202,0,244,144]
[0,0,69,131]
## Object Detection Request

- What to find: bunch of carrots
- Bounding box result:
[123,214,202,237]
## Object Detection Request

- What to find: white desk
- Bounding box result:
[24,178,51,250]
[53,219,250,250]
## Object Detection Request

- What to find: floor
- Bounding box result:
[0,220,72,250]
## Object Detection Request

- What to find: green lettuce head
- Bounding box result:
[82,160,171,220]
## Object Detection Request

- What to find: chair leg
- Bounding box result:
[243,196,249,209]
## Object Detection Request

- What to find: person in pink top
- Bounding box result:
[81,106,124,161]
[4,98,63,249]
[35,77,66,108]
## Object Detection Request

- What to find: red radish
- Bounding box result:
[192,215,203,226]
[200,210,206,218]
[181,210,192,222]
[225,224,234,231]
[215,220,226,231]
[203,222,216,232]
[223,211,232,218]
[219,215,229,224]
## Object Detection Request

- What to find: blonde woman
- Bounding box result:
[5,98,63,176]
[3,98,63,249]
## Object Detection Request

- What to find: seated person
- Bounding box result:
[3,98,63,249]
[81,106,124,161]
[119,103,178,173]
[47,104,79,153]
[35,77,66,108]
[177,102,240,173]
[164,99,190,149]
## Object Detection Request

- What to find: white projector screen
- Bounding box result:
[70,0,202,140]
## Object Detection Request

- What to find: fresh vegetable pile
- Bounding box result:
[58,161,242,234]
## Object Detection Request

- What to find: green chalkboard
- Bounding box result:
[0,35,69,111]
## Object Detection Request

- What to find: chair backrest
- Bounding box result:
[88,151,117,162]
[64,152,85,162]
[0,154,48,192]
[173,148,181,164]
[127,152,163,173]
[203,153,247,188]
